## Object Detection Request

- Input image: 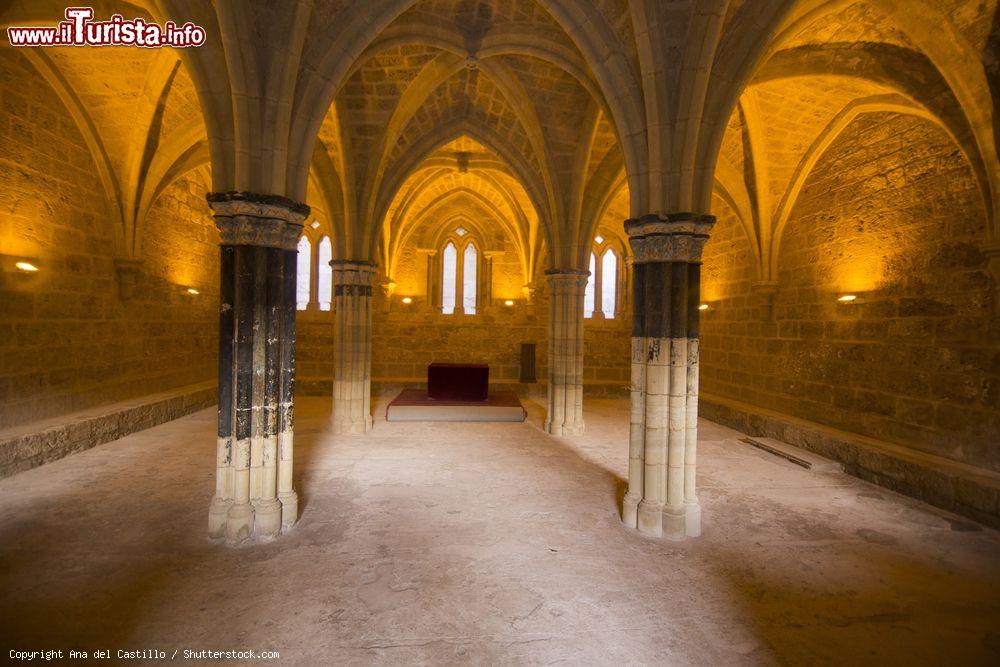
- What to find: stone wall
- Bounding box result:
[701,112,999,471]
[298,294,631,393]
[0,51,218,429]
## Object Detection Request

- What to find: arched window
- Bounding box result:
[441,241,457,315]
[601,249,617,319]
[584,238,621,319]
[318,236,332,311]
[584,252,596,318]
[296,236,311,311]
[463,243,477,315]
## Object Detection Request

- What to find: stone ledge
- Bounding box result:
[0,381,217,479]
[700,393,1000,529]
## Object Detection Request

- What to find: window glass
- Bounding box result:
[318,237,332,311]
[584,252,596,318]
[601,249,617,319]
[463,243,477,314]
[442,242,457,314]
[296,236,311,310]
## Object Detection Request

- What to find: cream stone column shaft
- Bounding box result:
[622,213,714,539]
[207,192,307,545]
[331,261,375,434]
[544,271,587,436]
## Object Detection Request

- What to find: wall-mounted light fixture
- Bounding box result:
[401,296,413,304]
[698,303,710,311]
[837,294,859,303]
[504,300,515,306]
[186,287,200,296]
[1,254,41,274]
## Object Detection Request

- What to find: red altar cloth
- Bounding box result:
[427,363,489,401]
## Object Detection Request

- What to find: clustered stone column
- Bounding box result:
[206,192,307,544]
[331,260,376,434]
[622,213,714,539]
[544,270,587,436]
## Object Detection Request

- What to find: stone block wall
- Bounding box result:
[701,112,999,471]
[297,295,631,392]
[0,51,218,429]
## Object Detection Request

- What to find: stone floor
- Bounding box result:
[1,396,998,665]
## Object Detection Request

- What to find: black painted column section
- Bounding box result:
[208,246,236,537]
[207,192,308,544]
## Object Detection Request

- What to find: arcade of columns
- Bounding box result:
[67,0,987,545]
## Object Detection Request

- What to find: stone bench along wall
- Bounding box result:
[0,381,215,479]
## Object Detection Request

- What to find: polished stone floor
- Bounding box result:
[1,395,998,665]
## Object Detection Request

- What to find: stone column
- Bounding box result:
[206,192,307,544]
[544,270,587,436]
[331,260,375,434]
[622,213,714,539]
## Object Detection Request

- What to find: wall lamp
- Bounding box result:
[698,303,711,311]
[401,296,413,304]
[1,254,41,274]
[185,287,200,296]
[837,293,865,304]
[504,300,515,306]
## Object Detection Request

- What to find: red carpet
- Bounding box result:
[386,389,526,422]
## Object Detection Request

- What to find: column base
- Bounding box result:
[331,415,373,434]
[225,502,254,544]
[252,498,283,539]
[208,497,232,540]
[544,420,585,436]
[622,492,641,528]
[662,505,687,540]
[626,499,702,540]
[637,499,663,536]
[279,490,298,530]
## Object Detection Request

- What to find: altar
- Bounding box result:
[386,363,526,422]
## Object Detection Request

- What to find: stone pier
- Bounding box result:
[331,261,376,434]
[544,270,588,436]
[622,213,714,539]
[206,192,307,544]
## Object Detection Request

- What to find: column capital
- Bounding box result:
[624,212,715,263]
[415,248,438,257]
[544,269,589,289]
[207,191,309,250]
[330,260,376,292]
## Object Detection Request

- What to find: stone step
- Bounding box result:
[740,436,844,473]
